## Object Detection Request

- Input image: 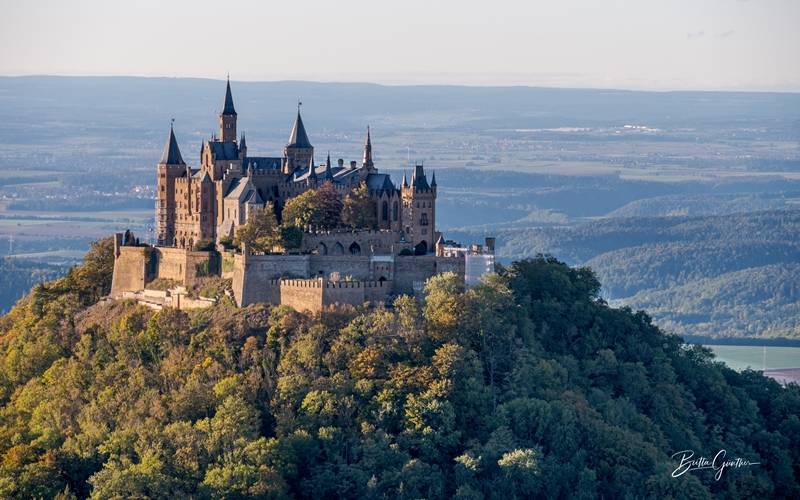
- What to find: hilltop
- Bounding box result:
[0,238,798,498]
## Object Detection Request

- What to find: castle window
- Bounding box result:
[420,213,429,226]
[382,201,388,220]
[393,201,398,221]
[417,202,419,208]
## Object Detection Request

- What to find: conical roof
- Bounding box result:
[222,79,237,115]
[430,170,437,187]
[159,126,185,165]
[286,110,313,149]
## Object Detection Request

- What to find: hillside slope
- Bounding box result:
[0,243,798,499]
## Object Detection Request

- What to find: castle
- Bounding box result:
[110,80,494,311]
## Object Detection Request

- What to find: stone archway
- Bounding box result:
[332,242,344,255]
[349,242,361,255]
[318,242,328,255]
[379,276,387,282]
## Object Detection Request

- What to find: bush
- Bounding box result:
[192,238,215,252]
[399,248,413,256]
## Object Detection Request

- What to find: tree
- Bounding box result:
[234,207,280,253]
[281,190,323,230]
[279,225,304,251]
[317,181,343,230]
[341,184,377,230]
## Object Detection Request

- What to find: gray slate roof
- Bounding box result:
[222,80,237,115]
[159,127,185,165]
[243,157,282,170]
[286,111,313,149]
[208,141,240,161]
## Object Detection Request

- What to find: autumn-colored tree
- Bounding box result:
[316,181,343,230]
[233,207,280,253]
[281,190,323,230]
[341,183,377,230]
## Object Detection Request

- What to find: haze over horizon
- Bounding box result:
[2,0,799,93]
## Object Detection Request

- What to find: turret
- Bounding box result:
[285,105,314,168]
[362,126,374,170]
[156,124,186,246]
[239,132,247,157]
[220,77,237,142]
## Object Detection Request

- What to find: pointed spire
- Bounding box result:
[402,170,408,188]
[159,124,185,165]
[240,132,247,149]
[362,126,373,168]
[309,158,317,179]
[286,109,313,148]
[325,152,333,178]
[222,77,237,115]
[430,170,437,187]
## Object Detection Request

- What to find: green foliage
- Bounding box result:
[234,207,280,253]
[316,181,343,230]
[414,242,427,255]
[145,277,180,291]
[192,238,215,252]
[1,252,800,499]
[194,253,220,278]
[398,248,413,256]
[281,190,322,229]
[341,184,377,230]
[279,225,303,251]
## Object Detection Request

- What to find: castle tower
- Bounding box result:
[401,163,437,252]
[156,124,186,246]
[239,132,247,158]
[284,106,314,171]
[362,126,374,171]
[220,78,237,143]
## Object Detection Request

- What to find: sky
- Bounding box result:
[2,0,799,92]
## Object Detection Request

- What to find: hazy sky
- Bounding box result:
[2,0,799,91]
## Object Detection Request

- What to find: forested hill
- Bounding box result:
[452,209,800,339]
[0,257,66,315]
[0,240,799,498]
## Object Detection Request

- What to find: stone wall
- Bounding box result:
[278,279,324,312]
[111,246,155,298]
[155,247,216,287]
[302,229,412,256]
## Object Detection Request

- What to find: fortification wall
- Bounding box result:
[393,255,437,296]
[231,253,309,306]
[155,248,215,286]
[110,246,155,298]
[321,280,365,309]
[279,279,324,312]
[302,229,412,256]
[308,254,372,281]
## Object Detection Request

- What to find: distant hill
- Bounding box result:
[0,257,66,314]
[2,76,799,145]
[452,209,800,339]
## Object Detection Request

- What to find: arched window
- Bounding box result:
[393,201,398,221]
[332,242,344,255]
[382,201,388,220]
[318,243,328,255]
[349,242,361,255]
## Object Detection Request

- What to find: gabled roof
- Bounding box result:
[243,157,282,170]
[159,126,185,165]
[286,110,313,149]
[243,189,263,205]
[222,79,237,115]
[365,173,395,192]
[207,141,239,161]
